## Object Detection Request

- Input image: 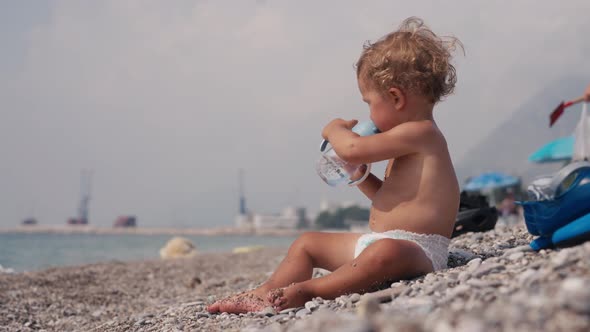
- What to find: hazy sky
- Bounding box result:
[1,0,589,228]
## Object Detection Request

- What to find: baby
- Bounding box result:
[208,17,462,313]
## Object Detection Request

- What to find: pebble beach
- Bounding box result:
[1,224,590,332]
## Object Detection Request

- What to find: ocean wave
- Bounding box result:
[0,264,15,274]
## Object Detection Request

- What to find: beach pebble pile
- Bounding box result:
[1,224,590,331]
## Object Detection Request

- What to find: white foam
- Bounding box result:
[0,264,15,274]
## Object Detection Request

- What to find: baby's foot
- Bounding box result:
[267,283,313,311]
[207,290,270,314]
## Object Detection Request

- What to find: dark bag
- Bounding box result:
[452,191,498,238]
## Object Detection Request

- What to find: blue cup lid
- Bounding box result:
[352,120,380,136]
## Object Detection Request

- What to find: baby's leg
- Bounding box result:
[207,231,361,313]
[268,238,433,310]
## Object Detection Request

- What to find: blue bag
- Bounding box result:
[518,161,590,250]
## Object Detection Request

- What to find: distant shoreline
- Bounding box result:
[0,225,304,237]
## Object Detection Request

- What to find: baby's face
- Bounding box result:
[358,78,400,132]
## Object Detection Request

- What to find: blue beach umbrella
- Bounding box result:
[528,136,574,164]
[463,172,520,192]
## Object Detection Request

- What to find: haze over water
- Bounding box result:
[2,2,589,230]
[0,232,298,272]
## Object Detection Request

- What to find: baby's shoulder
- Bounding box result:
[396,120,442,141]
[394,120,447,153]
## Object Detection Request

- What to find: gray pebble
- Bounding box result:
[467,258,482,269]
[279,307,298,314]
[503,245,533,255]
[295,308,311,318]
[458,271,471,283]
[445,272,460,281]
[134,319,147,326]
[451,248,478,261]
[466,279,502,288]
[517,269,538,286]
[349,293,361,303]
[304,300,319,311]
[356,297,381,318]
[552,250,578,270]
[472,263,505,277]
[270,314,289,322]
[507,252,524,261]
[559,277,590,313]
[446,284,470,298]
[258,307,276,317]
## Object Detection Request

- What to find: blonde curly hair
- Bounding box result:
[356,17,463,104]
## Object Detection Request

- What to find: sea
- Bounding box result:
[0,232,298,272]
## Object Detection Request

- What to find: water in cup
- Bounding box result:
[316,120,380,186]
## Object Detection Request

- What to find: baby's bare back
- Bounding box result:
[369,131,460,237]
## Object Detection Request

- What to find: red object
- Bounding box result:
[549,96,585,127]
[114,216,137,227]
[549,101,565,127]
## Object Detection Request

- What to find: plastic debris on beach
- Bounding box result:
[159,237,198,259]
[232,245,265,254]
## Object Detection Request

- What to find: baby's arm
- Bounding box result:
[356,171,383,200]
[325,120,438,165]
[322,120,384,199]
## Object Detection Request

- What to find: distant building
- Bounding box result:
[113,216,137,228]
[236,206,309,230]
[253,214,297,229]
[235,213,253,229]
[295,207,309,229]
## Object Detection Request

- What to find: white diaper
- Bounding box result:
[354,230,450,271]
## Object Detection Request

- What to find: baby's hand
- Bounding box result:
[350,164,368,182]
[322,119,358,140]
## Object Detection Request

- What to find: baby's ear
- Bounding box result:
[388,87,405,110]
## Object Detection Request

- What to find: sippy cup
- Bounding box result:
[316,120,380,186]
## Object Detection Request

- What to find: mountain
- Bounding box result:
[456,76,588,187]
